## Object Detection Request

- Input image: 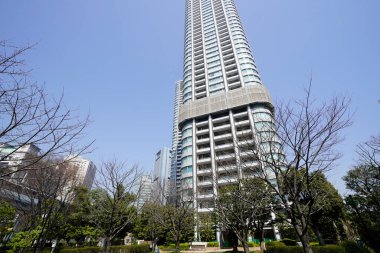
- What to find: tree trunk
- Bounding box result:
[299,234,313,253]
[103,237,111,253]
[175,240,180,253]
[258,229,266,253]
[294,223,313,253]
[311,224,325,246]
[242,240,250,253]
[332,221,341,243]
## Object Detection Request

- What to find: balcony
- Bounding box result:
[228,81,241,90]
[214,143,234,151]
[213,124,231,132]
[212,115,229,123]
[196,128,209,135]
[196,120,208,127]
[196,147,211,154]
[236,130,251,136]
[224,57,235,66]
[197,193,213,200]
[196,137,210,144]
[214,133,232,141]
[195,90,207,98]
[240,150,255,157]
[197,168,212,175]
[217,176,238,185]
[194,67,205,75]
[216,153,235,162]
[198,208,214,213]
[226,69,238,78]
[234,111,248,119]
[235,120,250,127]
[197,157,212,164]
[197,179,213,187]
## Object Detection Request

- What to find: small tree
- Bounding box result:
[214,177,274,253]
[91,160,140,253]
[62,186,100,245]
[0,200,15,246]
[309,172,348,245]
[198,213,216,242]
[344,135,380,253]
[251,86,351,253]
[143,182,195,253]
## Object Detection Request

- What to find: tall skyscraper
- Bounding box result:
[136,174,153,211]
[176,0,275,226]
[170,80,183,195]
[153,147,172,204]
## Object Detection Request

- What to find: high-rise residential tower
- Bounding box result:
[177,0,275,224]
[170,81,183,194]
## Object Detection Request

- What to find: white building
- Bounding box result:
[174,0,279,240]
[65,156,97,189]
[0,143,40,183]
[153,147,172,204]
[136,174,153,211]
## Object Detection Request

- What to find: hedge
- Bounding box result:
[60,244,150,253]
[266,241,286,247]
[207,241,219,247]
[159,243,189,251]
[339,241,375,253]
[280,238,297,246]
[266,243,375,253]
[266,245,345,253]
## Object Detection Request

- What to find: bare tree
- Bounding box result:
[91,160,141,253]
[357,134,380,169]
[344,135,380,252]
[143,180,195,253]
[213,177,274,253]
[250,86,352,253]
[0,41,93,181]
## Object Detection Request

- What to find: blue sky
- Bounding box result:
[1,0,379,194]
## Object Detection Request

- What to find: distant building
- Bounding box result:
[136,174,153,210]
[64,156,97,189]
[0,143,40,184]
[170,81,183,199]
[153,147,172,204]
[0,143,41,208]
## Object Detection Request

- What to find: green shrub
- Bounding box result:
[340,241,375,253]
[60,244,150,253]
[280,238,297,246]
[247,242,259,247]
[310,242,319,246]
[237,241,259,247]
[312,245,344,253]
[266,241,286,247]
[266,246,302,253]
[266,245,346,253]
[110,244,150,253]
[60,246,100,253]
[160,243,189,251]
[207,242,219,247]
